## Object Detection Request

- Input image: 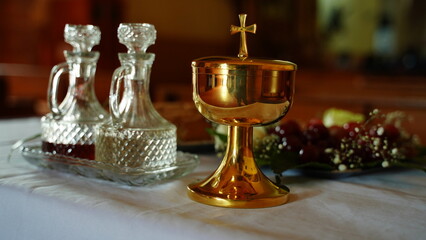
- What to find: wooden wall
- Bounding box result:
[0,0,425,143]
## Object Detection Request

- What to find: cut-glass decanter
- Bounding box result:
[41,24,108,160]
[95,23,177,171]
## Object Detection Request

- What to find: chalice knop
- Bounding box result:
[187,14,297,208]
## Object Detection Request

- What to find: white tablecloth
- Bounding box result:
[0,118,425,240]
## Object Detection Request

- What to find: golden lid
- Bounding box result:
[192,14,297,73]
[192,56,296,72]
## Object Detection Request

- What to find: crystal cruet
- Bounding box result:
[95,23,177,171]
[41,24,108,160]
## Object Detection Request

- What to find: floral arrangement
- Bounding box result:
[211,108,426,179]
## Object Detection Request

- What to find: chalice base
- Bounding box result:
[187,166,289,208]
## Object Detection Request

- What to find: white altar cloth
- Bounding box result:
[0,118,425,240]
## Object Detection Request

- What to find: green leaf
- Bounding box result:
[391,161,426,172]
[416,144,426,153]
[414,145,426,163]
[206,128,227,143]
[269,151,300,174]
[322,108,365,127]
[254,156,272,167]
[293,162,335,171]
[362,160,383,169]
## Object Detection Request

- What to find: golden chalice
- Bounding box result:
[187,14,297,208]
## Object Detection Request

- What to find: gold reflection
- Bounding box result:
[188,13,296,207]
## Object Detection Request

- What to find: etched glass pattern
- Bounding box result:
[41,119,98,145]
[96,124,177,170]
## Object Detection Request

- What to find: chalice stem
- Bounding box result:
[225,125,257,175]
[187,125,289,208]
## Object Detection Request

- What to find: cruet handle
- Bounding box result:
[110,65,129,121]
[47,62,69,116]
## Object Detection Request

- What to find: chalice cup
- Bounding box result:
[188,57,296,208]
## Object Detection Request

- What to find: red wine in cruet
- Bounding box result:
[42,141,95,160]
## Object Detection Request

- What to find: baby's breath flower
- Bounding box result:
[382,160,389,168]
[371,108,380,115]
[373,138,381,146]
[376,126,384,136]
[325,148,333,154]
[332,154,341,164]
[338,164,347,171]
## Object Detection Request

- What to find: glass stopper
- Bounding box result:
[230,14,257,60]
[64,24,101,53]
[118,23,156,54]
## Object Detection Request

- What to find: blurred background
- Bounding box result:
[0,0,425,141]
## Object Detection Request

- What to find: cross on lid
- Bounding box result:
[230,14,257,60]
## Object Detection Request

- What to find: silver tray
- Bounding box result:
[14,135,199,186]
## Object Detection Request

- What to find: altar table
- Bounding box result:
[0,118,425,240]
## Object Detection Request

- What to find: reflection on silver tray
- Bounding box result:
[18,138,199,186]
